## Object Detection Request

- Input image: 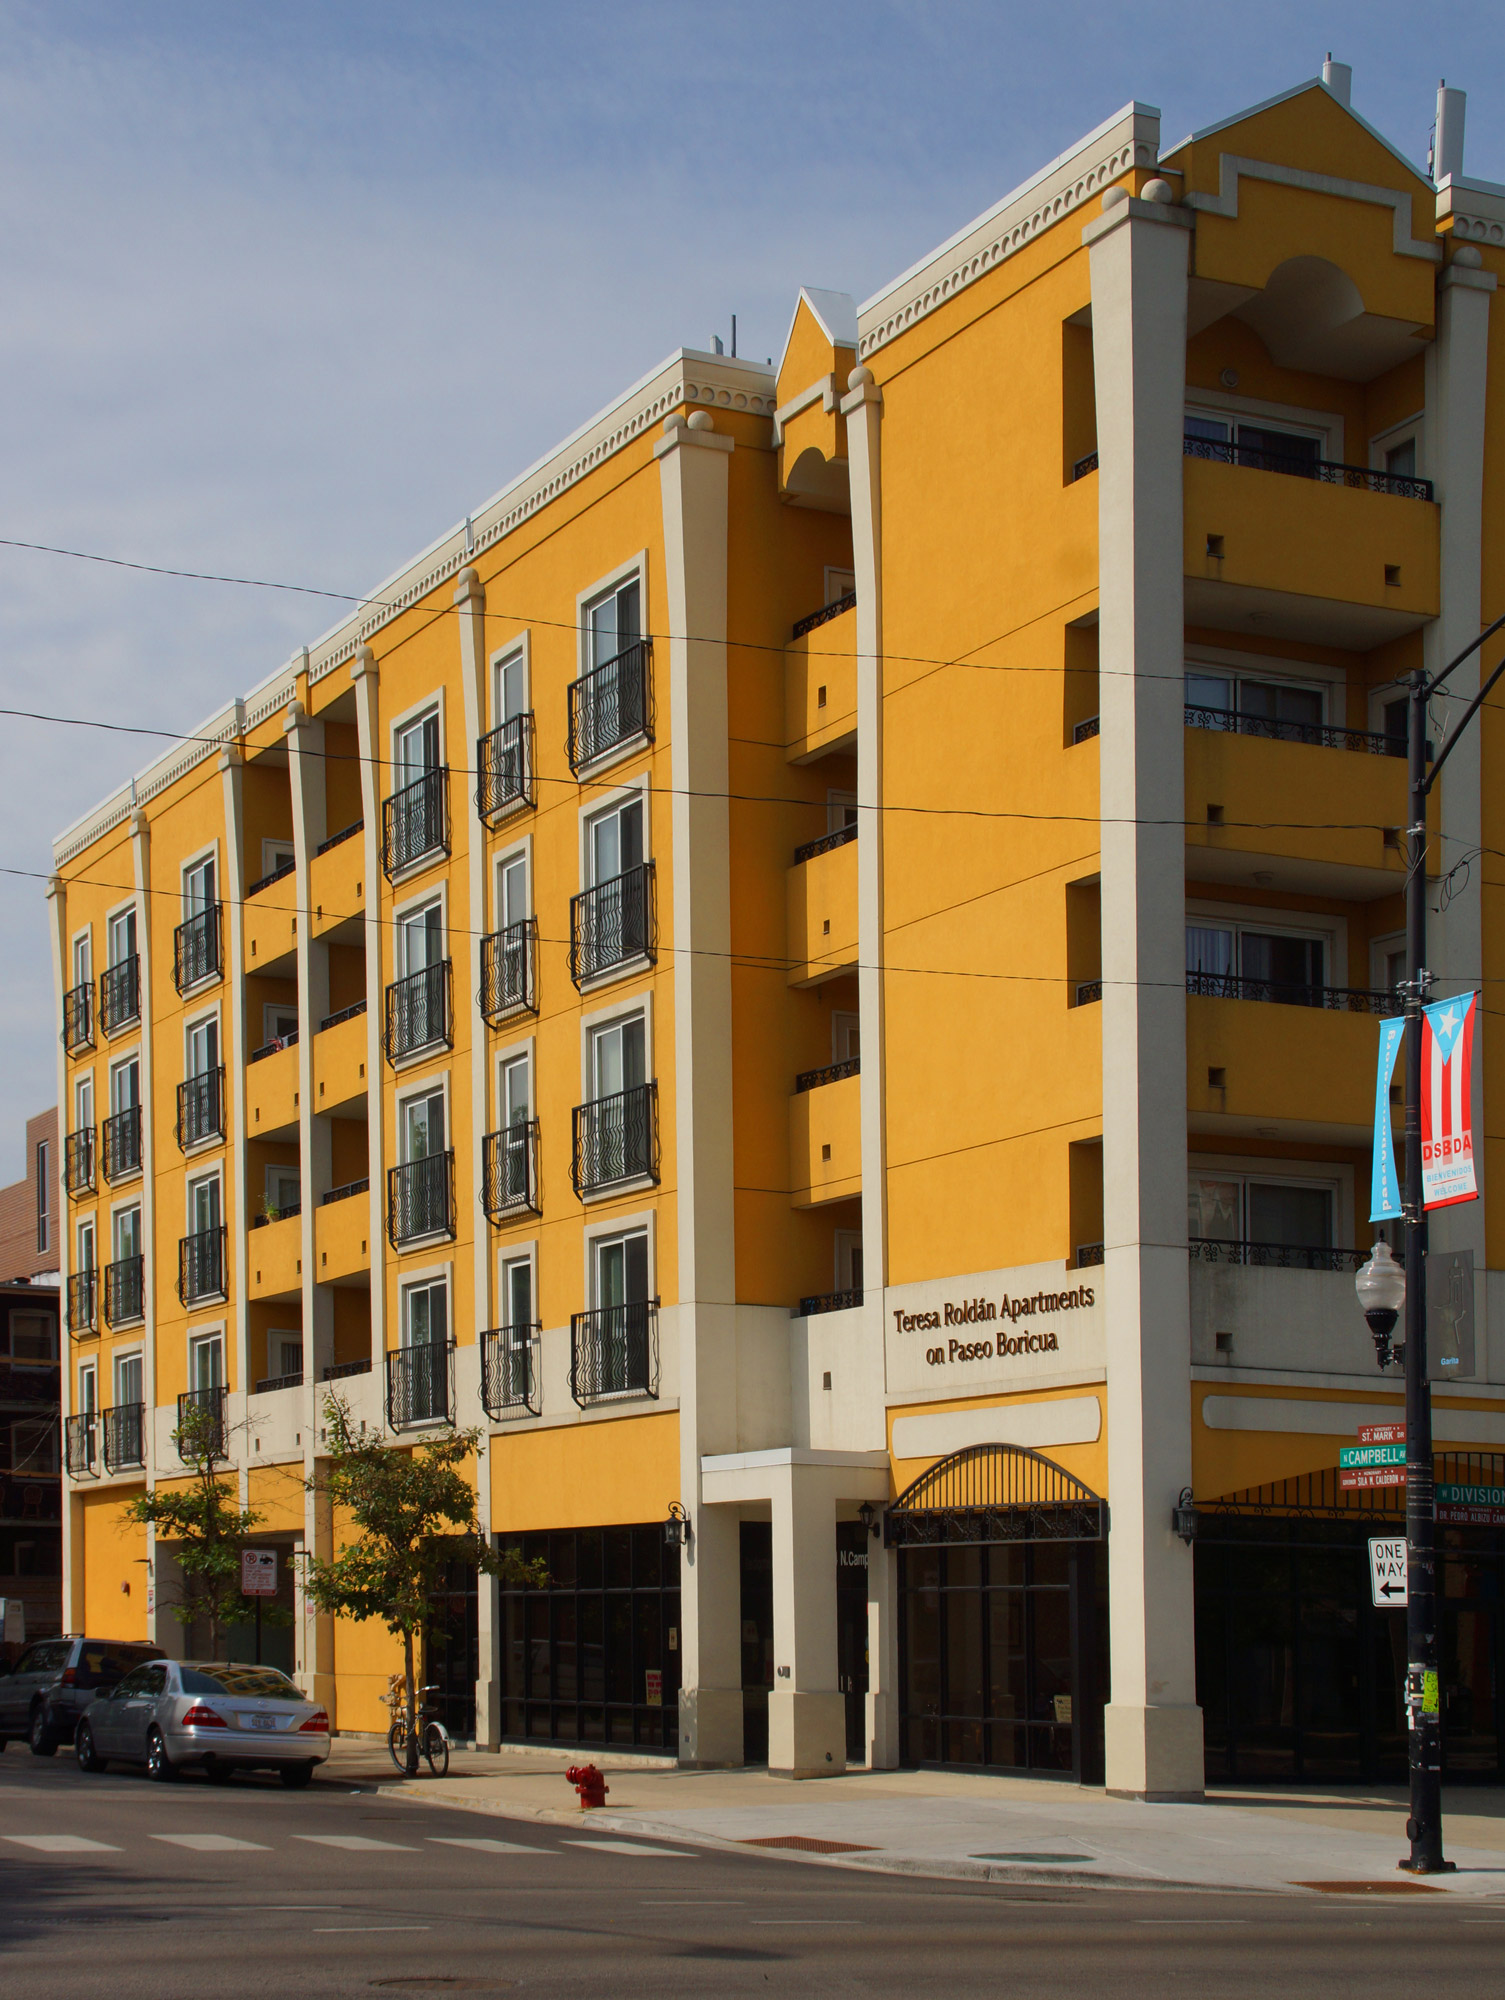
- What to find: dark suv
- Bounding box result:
[0,1637,166,1756]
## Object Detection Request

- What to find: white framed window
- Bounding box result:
[397,898,444,976]
[499,1050,531,1130]
[834,1230,863,1294]
[114,1350,143,1407]
[1188,1168,1339,1253]
[1186,917,1330,995]
[585,572,642,673]
[592,1227,649,1313]
[1184,665,1328,733]
[187,1170,222,1238]
[584,793,644,889]
[265,1164,300,1215]
[1371,414,1423,481]
[78,1358,98,1416]
[1372,932,1406,995]
[261,837,296,879]
[394,707,441,788]
[402,1275,448,1349]
[1184,406,1331,465]
[188,1330,224,1393]
[263,1002,298,1046]
[401,1085,446,1164]
[824,566,856,604]
[111,1204,142,1264]
[109,1055,140,1116]
[76,1216,95,1273]
[74,1072,94,1133]
[186,1011,219,1078]
[71,929,92,989]
[501,1252,534,1333]
[35,1140,50,1253]
[183,850,216,917]
[106,904,137,968]
[826,789,858,836]
[496,847,529,932]
[589,1011,646,1102]
[831,1013,860,1063]
[493,645,528,730]
[268,1329,303,1380]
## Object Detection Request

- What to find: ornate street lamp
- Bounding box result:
[1355,1241,1406,1371]
[663,1501,691,1550]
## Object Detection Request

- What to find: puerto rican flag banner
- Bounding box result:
[1422,992,1478,1210]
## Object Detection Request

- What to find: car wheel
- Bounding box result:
[75,1722,107,1774]
[28,1708,57,1757]
[279,1762,315,1790]
[146,1729,177,1783]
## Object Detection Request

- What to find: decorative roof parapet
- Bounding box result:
[1438,174,1505,247]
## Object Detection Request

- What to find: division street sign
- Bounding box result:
[1340,1466,1406,1490]
[1340,1444,1406,1468]
[1357,1423,1405,1447]
[1369,1538,1408,1607]
[1436,1483,1505,1528]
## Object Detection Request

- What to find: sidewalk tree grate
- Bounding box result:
[739,1836,878,1853]
[1292,1880,1447,1894]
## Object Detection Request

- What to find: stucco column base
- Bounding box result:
[677,1686,744,1768]
[1104,1701,1205,1800]
[768,1690,847,1778]
[473,1674,502,1753]
[310,1672,338,1722]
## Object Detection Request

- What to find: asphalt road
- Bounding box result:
[3,1746,1504,1997]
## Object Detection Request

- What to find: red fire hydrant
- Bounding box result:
[566,1762,609,1810]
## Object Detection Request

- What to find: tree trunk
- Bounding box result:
[403,1626,419,1777]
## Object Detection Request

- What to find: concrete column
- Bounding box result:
[130,809,160,1480]
[349,650,387,1372]
[865,1534,899,1769]
[654,407,743,1766]
[1084,183,1202,1799]
[219,747,251,1404]
[768,1465,844,1777]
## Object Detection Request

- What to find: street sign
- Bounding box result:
[1428,1247,1477,1381]
[241,1549,277,1596]
[1340,1444,1406,1468]
[1340,1466,1406,1490]
[1357,1423,1405,1447]
[1436,1483,1505,1528]
[1369,1538,1408,1607]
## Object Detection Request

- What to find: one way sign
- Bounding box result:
[1369,1538,1408,1608]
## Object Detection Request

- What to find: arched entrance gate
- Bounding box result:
[887,1444,1107,1782]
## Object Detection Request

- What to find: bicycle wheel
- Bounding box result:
[387,1716,410,1775]
[422,1722,450,1778]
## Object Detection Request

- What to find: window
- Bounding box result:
[1385,437,1417,479]
[574,799,650,984]
[502,1255,533,1332]
[404,1278,447,1349]
[488,1052,534,1214]
[587,796,643,889]
[832,1012,860,1063]
[107,906,136,967]
[1186,921,1326,1000]
[110,1057,140,1116]
[77,1218,95,1273]
[5,1418,58,1474]
[189,1332,224,1393]
[268,1330,303,1380]
[495,651,527,728]
[184,854,216,918]
[589,577,641,671]
[835,1230,863,1294]
[105,1056,142,1179]
[72,932,92,988]
[261,839,296,878]
[1373,935,1406,995]
[498,853,528,933]
[1184,669,1325,734]
[404,1089,445,1163]
[827,790,858,836]
[35,1140,50,1252]
[591,1014,645,1101]
[75,1074,94,1133]
[78,1360,98,1415]
[395,710,440,789]
[385,708,447,875]
[574,1229,654,1400]
[189,1173,222,1238]
[187,1017,219,1078]
[1188,1171,1335,1252]
[262,1003,299,1049]
[114,1351,143,1407]
[500,1053,531,1131]
[1185,412,1324,470]
[572,576,648,769]
[399,902,443,976]
[265,1165,300,1215]
[113,1206,142,1264]
[8,1311,56,1363]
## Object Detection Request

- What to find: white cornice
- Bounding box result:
[1438,174,1505,246]
[856,101,1160,360]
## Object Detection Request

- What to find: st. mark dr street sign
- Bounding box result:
[1368,1538,1408,1607]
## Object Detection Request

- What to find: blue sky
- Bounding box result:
[0,0,1500,1165]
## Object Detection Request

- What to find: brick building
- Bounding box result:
[0,1108,59,1285]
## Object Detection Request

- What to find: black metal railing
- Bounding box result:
[483,1122,539,1221]
[178,1226,227,1306]
[794,1057,860,1093]
[1189,1237,1368,1273]
[250,1202,300,1230]
[1072,715,1100,744]
[176,1067,226,1149]
[384,961,452,1063]
[570,1300,659,1405]
[66,1268,98,1335]
[481,1324,541,1417]
[1075,1242,1105,1269]
[1183,431,1433,501]
[480,919,537,1019]
[386,1151,455,1246]
[104,1402,146,1471]
[1184,702,1400,757]
[248,857,296,897]
[382,768,449,878]
[248,1029,299,1064]
[316,818,364,856]
[569,865,655,987]
[571,1083,658,1196]
[99,955,140,1033]
[792,590,857,640]
[476,714,534,822]
[62,979,93,1050]
[65,1412,99,1476]
[104,1255,144,1326]
[254,1371,303,1395]
[386,1340,453,1428]
[1071,450,1099,481]
[794,822,858,865]
[322,1357,372,1381]
[101,1106,143,1181]
[173,905,222,992]
[322,1177,370,1206]
[568,640,652,772]
[320,998,367,1031]
[1075,979,1102,1006]
[1185,970,1397,1014]
[64,1128,95,1195]
[793,1289,864,1318]
[177,1386,227,1462]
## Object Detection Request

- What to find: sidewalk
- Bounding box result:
[332,1741,1505,1898]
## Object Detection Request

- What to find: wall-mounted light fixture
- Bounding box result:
[663,1501,691,1550]
[1173,1487,1199,1545]
[857,1501,882,1540]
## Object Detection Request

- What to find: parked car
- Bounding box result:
[0,1635,165,1756]
[75,1660,330,1787]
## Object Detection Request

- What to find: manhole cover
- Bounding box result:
[739,1836,877,1854]
[971,1853,1092,1865]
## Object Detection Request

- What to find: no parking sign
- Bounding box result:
[241,1549,277,1596]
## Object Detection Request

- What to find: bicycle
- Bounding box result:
[382,1680,451,1777]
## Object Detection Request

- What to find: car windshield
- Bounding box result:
[179,1665,301,1699]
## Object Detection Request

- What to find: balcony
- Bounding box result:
[65,1413,98,1477]
[313,1005,367,1113]
[176,1067,226,1150]
[99,956,140,1034]
[386,1339,453,1429]
[570,1301,659,1406]
[1189,1250,1384,1376]
[247,1040,297,1136]
[790,1067,860,1208]
[101,1107,142,1181]
[311,821,364,940]
[245,877,296,972]
[64,1128,95,1196]
[476,714,534,824]
[104,1255,144,1327]
[480,919,537,1021]
[1187,985,1394,1131]
[62,979,93,1052]
[254,1370,303,1395]
[248,1214,301,1302]
[785,598,857,763]
[571,1083,659,1197]
[794,1288,864,1319]
[315,1183,370,1284]
[173,905,222,993]
[66,1268,97,1336]
[1183,433,1433,503]
[1185,971,1393,1015]
[384,962,451,1065]
[103,1401,146,1471]
[178,1226,228,1306]
[248,856,295,899]
[568,639,652,773]
[248,1027,298,1064]
[481,1323,540,1417]
[787,825,857,986]
[177,1386,227,1462]
[382,768,449,879]
[387,1151,455,1247]
[483,1122,539,1222]
[569,865,654,988]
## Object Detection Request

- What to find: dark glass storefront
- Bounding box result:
[428,1556,479,1742]
[499,1525,681,1751]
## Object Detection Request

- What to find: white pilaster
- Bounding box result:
[350,650,387,1375]
[219,748,251,1406]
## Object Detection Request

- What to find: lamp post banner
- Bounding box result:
[1421,993,1478,1209]
[1370,1015,1405,1221]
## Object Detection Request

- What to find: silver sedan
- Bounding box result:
[75,1659,330,1787]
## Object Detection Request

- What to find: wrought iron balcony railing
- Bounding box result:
[254,1371,303,1395]
[320,998,367,1030]
[570,1300,659,1405]
[321,1176,370,1206]
[571,1082,658,1196]
[483,1122,539,1221]
[792,589,857,640]
[177,1386,227,1462]
[386,1339,453,1428]
[476,713,534,823]
[382,768,449,878]
[248,1029,299,1064]
[480,919,537,1020]
[1184,703,1400,757]
[101,1105,143,1181]
[567,639,652,772]
[794,822,858,865]
[174,904,222,992]
[323,1357,372,1381]
[1185,970,1397,1014]
[176,1067,226,1149]
[481,1323,541,1418]
[316,818,364,856]
[104,1401,146,1471]
[794,1057,859,1093]
[1188,1237,1369,1273]
[569,864,655,987]
[1183,431,1433,501]
[792,1288,864,1319]
[65,1413,99,1476]
[64,1128,95,1195]
[247,857,295,897]
[387,1150,455,1246]
[62,979,93,1050]
[1072,715,1100,743]
[99,955,140,1033]
[1075,1242,1105,1269]
[66,1267,98,1335]
[178,1226,227,1306]
[384,961,452,1063]
[103,1255,144,1326]
[1075,980,1103,1006]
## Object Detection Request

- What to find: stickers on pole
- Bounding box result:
[1368,1538,1407,1607]
[1369,1016,1404,1223]
[1421,993,1478,1209]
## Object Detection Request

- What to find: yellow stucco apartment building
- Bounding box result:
[50,67,1505,1794]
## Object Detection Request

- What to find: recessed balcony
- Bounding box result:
[790,1065,860,1207]
[787,823,858,987]
[785,599,857,762]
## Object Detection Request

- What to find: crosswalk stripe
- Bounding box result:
[292,1835,418,1852]
[4,1834,121,1853]
[151,1834,270,1852]
[427,1837,549,1854]
[562,1840,695,1857]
